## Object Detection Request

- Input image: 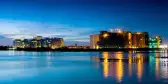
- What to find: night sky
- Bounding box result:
[0,0,168,45]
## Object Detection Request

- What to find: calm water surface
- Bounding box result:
[0,51,167,84]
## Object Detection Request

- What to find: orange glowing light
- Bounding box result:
[128,51,132,77]
[128,33,132,39]
[118,30,122,33]
[156,36,159,38]
[115,52,124,82]
[136,53,143,82]
[103,52,109,78]
[103,33,109,38]
[96,45,99,49]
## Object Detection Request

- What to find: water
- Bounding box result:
[0,51,167,84]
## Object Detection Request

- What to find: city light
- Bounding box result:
[160,44,168,49]
[13,36,64,49]
[103,33,109,38]
[128,33,131,39]
[118,30,123,34]
[136,32,141,34]
[96,45,99,49]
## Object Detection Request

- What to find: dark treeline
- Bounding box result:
[0,46,12,50]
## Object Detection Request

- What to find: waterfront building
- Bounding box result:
[34,36,42,48]
[50,38,64,49]
[22,39,30,48]
[90,34,99,49]
[90,29,152,49]
[124,31,132,48]
[30,39,38,48]
[149,36,162,48]
[98,30,125,48]
[13,39,22,48]
[43,38,52,48]
[156,36,162,48]
[41,39,47,48]
[13,36,64,49]
[132,32,149,48]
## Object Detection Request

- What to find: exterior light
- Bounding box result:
[96,45,99,49]
[156,36,159,39]
[136,32,141,34]
[128,33,131,39]
[103,33,109,38]
[118,30,123,33]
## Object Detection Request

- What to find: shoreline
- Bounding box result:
[0,47,167,52]
[6,48,167,52]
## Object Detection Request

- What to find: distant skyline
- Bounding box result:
[0,0,168,45]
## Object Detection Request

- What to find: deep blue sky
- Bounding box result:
[0,0,168,45]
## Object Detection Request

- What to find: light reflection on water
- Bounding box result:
[92,50,168,83]
[102,52,109,78]
[0,51,167,84]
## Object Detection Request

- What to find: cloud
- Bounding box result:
[0,19,94,45]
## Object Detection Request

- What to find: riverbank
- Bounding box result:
[13,48,165,52]
[0,47,166,52]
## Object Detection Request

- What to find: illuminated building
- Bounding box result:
[98,30,125,48]
[91,29,152,48]
[35,36,42,48]
[22,39,30,48]
[132,32,149,48]
[30,39,38,48]
[43,38,52,48]
[13,39,22,48]
[124,31,132,48]
[149,36,162,48]
[13,36,64,49]
[156,36,162,48]
[90,34,99,49]
[35,36,42,40]
[98,29,132,48]
[30,36,43,48]
[50,38,64,49]
[40,39,47,48]
[149,38,157,48]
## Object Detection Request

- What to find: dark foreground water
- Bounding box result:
[0,51,167,84]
